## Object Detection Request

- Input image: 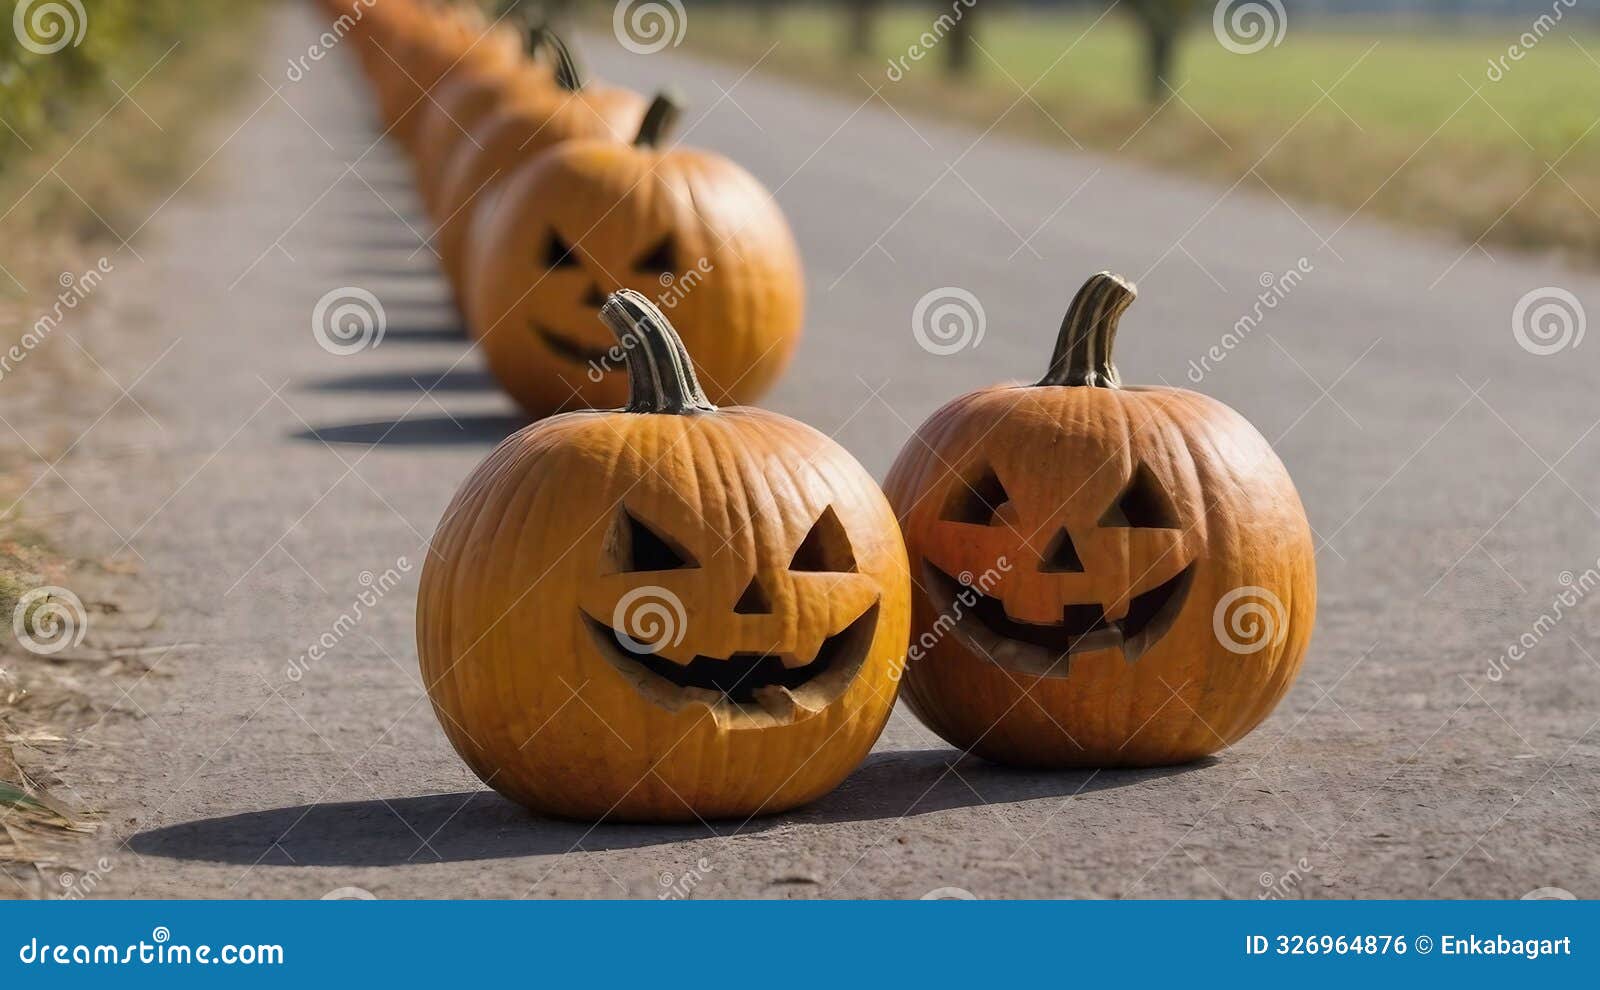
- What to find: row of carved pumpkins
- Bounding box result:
[328,0,800,419]
[320,0,1316,824]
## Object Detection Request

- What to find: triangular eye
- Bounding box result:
[544,230,579,269]
[790,506,856,573]
[608,507,698,572]
[941,465,1009,526]
[633,235,676,275]
[1099,465,1178,529]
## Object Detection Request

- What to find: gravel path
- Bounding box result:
[37,4,1600,898]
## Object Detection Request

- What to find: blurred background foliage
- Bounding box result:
[633,0,1600,262]
[0,1,252,172]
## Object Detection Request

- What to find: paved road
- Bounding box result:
[44,4,1600,897]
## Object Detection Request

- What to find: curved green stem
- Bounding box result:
[598,290,717,415]
[1037,271,1137,389]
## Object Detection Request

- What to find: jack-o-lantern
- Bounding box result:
[884,272,1315,768]
[372,7,523,151]
[434,42,645,310]
[464,95,803,417]
[418,291,909,822]
[412,21,557,222]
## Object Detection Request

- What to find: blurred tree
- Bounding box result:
[1125,0,1195,103]
[943,0,980,77]
[843,0,884,58]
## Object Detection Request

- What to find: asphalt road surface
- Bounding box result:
[37,4,1600,898]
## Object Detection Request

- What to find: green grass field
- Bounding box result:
[681,5,1600,261]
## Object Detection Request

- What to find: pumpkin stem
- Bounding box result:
[543,31,585,92]
[598,290,717,415]
[634,91,684,148]
[1037,271,1137,389]
[520,19,548,59]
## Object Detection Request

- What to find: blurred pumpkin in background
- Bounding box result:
[434,35,646,309]
[465,93,803,417]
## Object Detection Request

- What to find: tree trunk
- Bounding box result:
[1143,21,1175,102]
[944,5,977,77]
[845,0,882,58]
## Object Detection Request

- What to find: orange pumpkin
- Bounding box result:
[418,291,910,822]
[369,5,523,151]
[883,272,1316,768]
[432,38,645,309]
[464,94,803,417]
[411,21,557,223]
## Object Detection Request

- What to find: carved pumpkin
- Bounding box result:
[418,292,909,821]
[370,5,523,151]
[412,22,557,222]
[434,41,645,309]
[883,272,1315,768]
[464,95,803,417]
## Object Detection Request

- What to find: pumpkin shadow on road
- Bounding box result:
[126,749,1202,867]
[292,413,526,447]
[304,367,496,394]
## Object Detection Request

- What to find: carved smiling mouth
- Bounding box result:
[582,603,880,725]
[534,323,617,366]
[923,561,1193,678]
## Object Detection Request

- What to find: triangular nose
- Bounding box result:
[582,284,608,308]
[734,575,774,614]
[1040,527,1084,573]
